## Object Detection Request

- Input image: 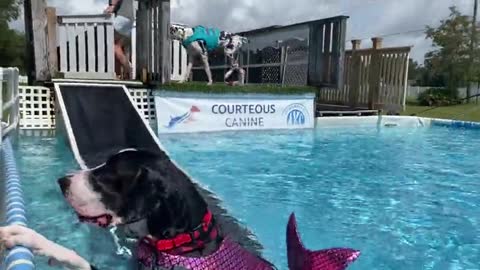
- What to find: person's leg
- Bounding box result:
[114,34,131,79]
[113,16,133,79]
[114,34,123,78]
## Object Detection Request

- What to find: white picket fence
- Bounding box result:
[171,40,188,81]
[56,15,188,81]
[57,14,116,79]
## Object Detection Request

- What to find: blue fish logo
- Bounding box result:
[165,106,200,128]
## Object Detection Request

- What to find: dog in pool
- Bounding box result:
[0,149,360,270]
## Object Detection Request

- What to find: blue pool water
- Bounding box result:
[14,125,480,270]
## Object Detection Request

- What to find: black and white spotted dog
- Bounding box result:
[170,24,248,85]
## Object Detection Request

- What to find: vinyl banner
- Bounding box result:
[154,92,315,134]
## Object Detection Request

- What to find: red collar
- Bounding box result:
[142,210,219,254]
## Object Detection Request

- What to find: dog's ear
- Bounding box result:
[145,188,187,238]
[120,166,146,195]
[117,165,168,224]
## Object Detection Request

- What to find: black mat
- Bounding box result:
[58,84,160,168]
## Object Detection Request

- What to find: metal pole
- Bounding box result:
[467,0,478,103]
[0,68,3,145]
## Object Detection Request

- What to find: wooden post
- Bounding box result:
[351,39,361,50]
[332,19,347,94]
[368,37,383,109]
[372,37,383,50]
[46,7,58,78]
[136,0,148,82]
[23,0,35,84]
[308,23,323,86]
[25,0,50,82]
[159,0,171,84]
[348,41,361,108]
[136,0,170,85]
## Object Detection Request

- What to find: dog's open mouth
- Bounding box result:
[78,214,112,227]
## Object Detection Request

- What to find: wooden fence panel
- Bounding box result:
[308,16,348,89]
[318,45,410,111]
[57,15,115,79]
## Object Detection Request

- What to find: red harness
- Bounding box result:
[143,211,219,255]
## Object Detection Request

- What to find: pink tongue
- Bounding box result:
[97,216,109,226]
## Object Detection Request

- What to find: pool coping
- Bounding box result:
[315,115,480,130]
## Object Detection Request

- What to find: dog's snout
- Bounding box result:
[58,176,71,195]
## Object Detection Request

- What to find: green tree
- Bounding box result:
[418,57,447,87]
[408,59,446,86]
[408,59,420,81]
[0,0,21,22]
[425,6,475,98]
[0,0,25,71]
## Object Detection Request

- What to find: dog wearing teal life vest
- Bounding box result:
[170,24,247,86]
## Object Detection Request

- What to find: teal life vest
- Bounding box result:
[182,26,221,52]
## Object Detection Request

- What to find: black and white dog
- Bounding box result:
[170,24,248,86]
[0,149,360,270]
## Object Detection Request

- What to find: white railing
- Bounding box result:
[57,15,188,81]
[17,87,155,130]
[18,86,56,129]
[0,67,20,142]
[57,14,116,80]
[130,26,188,81]
[171,40,188,81]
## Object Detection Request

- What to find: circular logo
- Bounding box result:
[282,103,310,126]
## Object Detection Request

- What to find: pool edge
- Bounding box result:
[315,115,480,130]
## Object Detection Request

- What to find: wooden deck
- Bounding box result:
[316,103,380,116]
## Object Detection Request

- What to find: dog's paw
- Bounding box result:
[207,81,213,86]
[0,225,47,252]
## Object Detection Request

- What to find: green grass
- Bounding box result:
[402,103,480,122]
[160,82,317,94]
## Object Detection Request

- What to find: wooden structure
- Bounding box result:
[24,0,171,85]
[56,15,116,79]
[171,40,188,81]
[24,0,116,81]
[190,16,348,89]
[318,38,411,111]
[308,16,348,89]
[23,0,408,111]
[24,0,50,82]
[135,0,171,84]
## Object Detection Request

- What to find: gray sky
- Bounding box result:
[9,0,476,63]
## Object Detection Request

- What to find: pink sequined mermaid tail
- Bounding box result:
[287,213,360,270]
[137,212,360,269]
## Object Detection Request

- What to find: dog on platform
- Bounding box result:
[170,24,248,86]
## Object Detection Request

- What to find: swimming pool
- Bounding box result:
[14,122,480,270]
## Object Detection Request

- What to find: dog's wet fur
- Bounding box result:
[58,149,263,260]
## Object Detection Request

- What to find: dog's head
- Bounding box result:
[223,35,248,58]
[170,24,188,40]
[57,149,207,238]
